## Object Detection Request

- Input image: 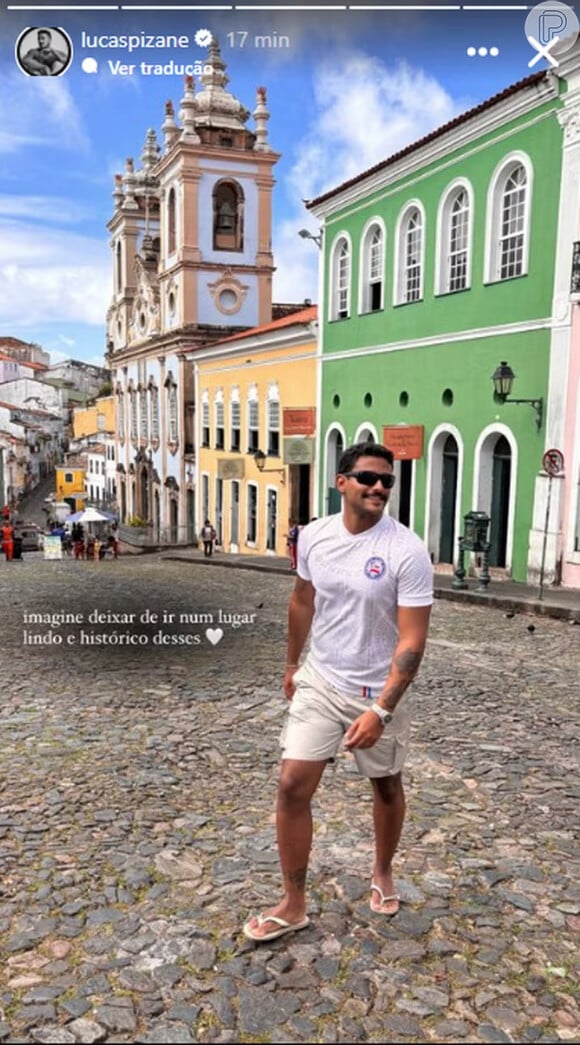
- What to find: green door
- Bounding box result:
[490,435,511,568]
[439,435,458,563]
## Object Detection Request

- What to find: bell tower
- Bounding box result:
[106,39,278,359]
[154,40,279,339]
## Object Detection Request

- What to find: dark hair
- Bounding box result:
[38,28,52,38]
[337,441,394,474]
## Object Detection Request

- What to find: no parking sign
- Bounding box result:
[538,449,564,601]
[542,448,564,476]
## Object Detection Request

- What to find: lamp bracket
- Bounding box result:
[501,395,544,431]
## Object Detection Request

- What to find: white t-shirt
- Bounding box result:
[297,513,433,696]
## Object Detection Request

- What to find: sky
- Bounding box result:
[0,1,568,367]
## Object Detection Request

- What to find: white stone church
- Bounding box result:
[107,40,283,543]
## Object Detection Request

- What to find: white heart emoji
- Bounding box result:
[205,627,223,646]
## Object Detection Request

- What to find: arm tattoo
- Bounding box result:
[394,649,423,677]
[380,648,425,708]
[284,867,307,889]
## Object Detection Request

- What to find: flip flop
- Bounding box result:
[370,883,400,917]
[243,913,310,942]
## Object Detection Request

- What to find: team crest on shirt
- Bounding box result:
[364,555,386,580]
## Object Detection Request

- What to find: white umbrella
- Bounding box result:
[76,507,111,524]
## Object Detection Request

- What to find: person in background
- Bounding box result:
[201,518,216,558]
[286,521,300,571]
[1,519,14,561]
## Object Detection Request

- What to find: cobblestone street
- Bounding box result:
[0,555,578,1044]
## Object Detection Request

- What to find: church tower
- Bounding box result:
[105,42,279,542]
[106,39,279,357]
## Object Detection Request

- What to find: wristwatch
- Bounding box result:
[370,702,393,726]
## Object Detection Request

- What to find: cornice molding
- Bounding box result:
[321,316,552,365]
[310,82,559,221]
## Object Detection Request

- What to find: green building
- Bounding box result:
[307,68,572,583]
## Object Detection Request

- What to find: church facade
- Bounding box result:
[107,42,279,543]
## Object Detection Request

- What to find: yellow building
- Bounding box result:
[56,461,87,511]
[193,306,317,557]
[72,396,115,440]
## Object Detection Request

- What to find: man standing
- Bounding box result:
[201,518,216,558]
[244,441,433,941]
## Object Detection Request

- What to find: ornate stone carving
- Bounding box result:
[558,105,580,145]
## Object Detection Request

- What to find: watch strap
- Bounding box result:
[370,702,392,724]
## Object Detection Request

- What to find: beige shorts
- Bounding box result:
[280,659,410,779]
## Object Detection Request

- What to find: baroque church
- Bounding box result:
[107,40,292,542]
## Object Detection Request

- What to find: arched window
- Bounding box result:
[213,180,244,251]
[330,236,351,320]
[139,386,148,443]
[167,187,176,255]
[499,166,527,279]
[267,386,280,457]
[395,204,424,305]
[485,155,532,283]
[230,388,241,452]
[165,373,178,445]
[360,222,385,313]
[201,391,210,448]
[116,385,125,442]
[436,183,472,294]
[247,385,259,453]
[149,383,159,443]
[404,208,422,302]
[214,390,225,450]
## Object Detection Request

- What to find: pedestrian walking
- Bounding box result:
[201,519,216,558]
[1,520,14,561]
[72,523,85,560]
[286,521,300,571]
[244,441,433,942]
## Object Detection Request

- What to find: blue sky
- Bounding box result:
[0,4,558,366]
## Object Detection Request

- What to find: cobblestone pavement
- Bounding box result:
[0,555,578,1044]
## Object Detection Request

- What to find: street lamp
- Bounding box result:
[298,228,323,249]
[491,361,544,431]
[252,449,286,484]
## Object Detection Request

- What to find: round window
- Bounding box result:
[218,288,239,313]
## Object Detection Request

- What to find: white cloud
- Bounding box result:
[273,53,466,304]
[0,71,89,155]
[0,218,110,327]
[289,54,464,203]
[0,195,93,224]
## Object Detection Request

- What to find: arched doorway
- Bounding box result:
[154,489,160,541]
[140,466,149,522]
[326,428,344,515]
[169,498,178,544]
[490,435,511,567]
[266,488,277,551]
[439,434,459,563]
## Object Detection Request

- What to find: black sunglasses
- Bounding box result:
[343,470,396,489]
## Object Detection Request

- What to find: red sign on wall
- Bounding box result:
[382,425,424,460]
[283,408,316,436]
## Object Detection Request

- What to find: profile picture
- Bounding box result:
[15,26,73,77]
